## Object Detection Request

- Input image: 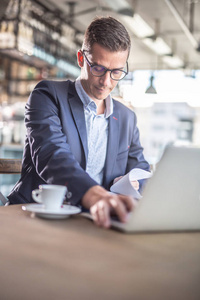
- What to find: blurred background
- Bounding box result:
[0,0,200,195]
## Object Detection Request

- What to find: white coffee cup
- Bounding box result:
[32,184,67,211]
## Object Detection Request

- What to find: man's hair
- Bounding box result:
[82,16,131,56]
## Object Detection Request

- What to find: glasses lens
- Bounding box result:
[111,70,126,80]
[91,65,106,77]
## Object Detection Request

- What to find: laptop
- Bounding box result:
[110,145,200,232]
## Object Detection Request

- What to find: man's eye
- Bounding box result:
[92,65,105,73]
[112,70,121,75]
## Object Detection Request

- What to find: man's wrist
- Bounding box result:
[81,185,107,209]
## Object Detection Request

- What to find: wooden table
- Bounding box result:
[0,204,200,300]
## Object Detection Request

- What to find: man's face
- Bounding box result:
[77,43,128,103]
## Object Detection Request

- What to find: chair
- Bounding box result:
[0,158,22,205]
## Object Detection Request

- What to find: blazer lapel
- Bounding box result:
[68,92,88,162]
[103,107,120,187]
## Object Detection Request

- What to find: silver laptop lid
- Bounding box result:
[111,145,200,232]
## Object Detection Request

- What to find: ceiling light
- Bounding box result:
[143,37,172,56]
[121,14,154,38]
[121,12,184,69]
[162,55,184,68]
[104,0,133,16]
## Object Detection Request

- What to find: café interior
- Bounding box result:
[0,1,200,299]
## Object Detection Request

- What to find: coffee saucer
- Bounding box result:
[22,204,81,219]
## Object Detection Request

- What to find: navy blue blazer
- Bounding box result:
[8,80,150,205]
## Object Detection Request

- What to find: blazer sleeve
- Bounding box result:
[25,80,98,205]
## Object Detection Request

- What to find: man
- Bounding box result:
[8,16,150,228]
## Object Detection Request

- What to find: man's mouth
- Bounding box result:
[96,86,106,92]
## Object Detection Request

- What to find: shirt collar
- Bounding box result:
[75,77,113,118]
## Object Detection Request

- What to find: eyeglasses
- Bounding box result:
[82,51,128,81]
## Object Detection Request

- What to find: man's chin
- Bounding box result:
[95,97,106,101]
[94,92,109,101]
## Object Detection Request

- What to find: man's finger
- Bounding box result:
[119,194,136,212]
[109,197,128,223]
[131,180,139,190]
[90,201,111,228]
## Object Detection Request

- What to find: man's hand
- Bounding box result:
[81,185,137,228]
[131,180,139,190]
[114,176,140,191]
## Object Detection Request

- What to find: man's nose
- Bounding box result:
[99,71,112,85]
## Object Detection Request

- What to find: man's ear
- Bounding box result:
[77,50,84,67]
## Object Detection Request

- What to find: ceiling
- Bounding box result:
[35,0,200,72]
